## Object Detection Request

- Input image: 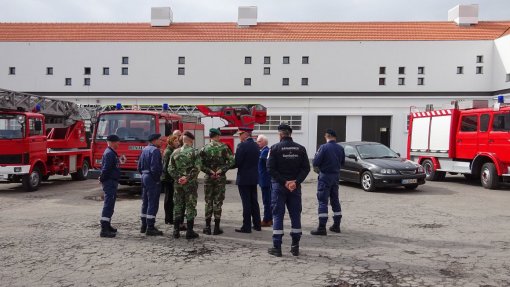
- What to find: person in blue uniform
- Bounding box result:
[267,124,310,257]
[311,129,345,236]
[257,134,272,227]
[138,133,164,236]
[99,134,123,238]
[234,127,262,233]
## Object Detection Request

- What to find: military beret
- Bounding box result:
[147,133,161,142]
[183,131,195,140]
[277,124,292,133]
[209,128,221,136]
[326,129,337,137]
[106,134,120,142]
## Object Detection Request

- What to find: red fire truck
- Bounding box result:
[407,98,510,189]
[0,89,92,191]
[89,104,266,185]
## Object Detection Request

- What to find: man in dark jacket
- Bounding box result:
[257,134,272,227]
[234,127,261,233]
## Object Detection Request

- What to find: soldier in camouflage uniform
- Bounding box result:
[199,128,235,235]
[169,131,201,239]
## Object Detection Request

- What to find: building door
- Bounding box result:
[362,116,392,147]
[316,116,346,150]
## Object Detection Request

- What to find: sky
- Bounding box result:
[0,0,509,23]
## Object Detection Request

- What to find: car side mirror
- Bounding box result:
[347,154,357,161]
[396,152,401,157]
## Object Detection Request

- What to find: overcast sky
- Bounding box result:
[0,0,509,22]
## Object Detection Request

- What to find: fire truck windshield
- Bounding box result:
[0,114,24,139]
[95,113,156,141]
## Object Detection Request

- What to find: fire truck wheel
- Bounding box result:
[360,171,376,192]
[480,162,500,190]
[71,160,90,181]
[422,159,445,181]
[22,167,41,192]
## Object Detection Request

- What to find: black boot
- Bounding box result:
[146,226,163,236]
[290,239,299,256]
[109,223,117,233]
[329,224,341,233]
[185,219,199,239]
[203,218,212,235]
[268,247,282,257]
[213,219,224,235]
[173,218,181,239]
[140,225,147,233]
[100,225,116,238]
[310,224,327,236]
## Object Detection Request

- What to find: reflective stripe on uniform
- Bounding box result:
[140,214,147,218]
[100,217,110,222]
[333,212,342,216]
[146,215,156,219]
[290,228,302,233]
[318,213,329,218]
[273,230,284,235]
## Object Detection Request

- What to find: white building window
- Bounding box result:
[122,67,129,75]
[263,67,270,75]
[84,78,91,86]
[178,67,185,75]
[255,115,302,131]
[122,57,129,65]
[84,67,91,75]
[379,67,386,75]
[398,78,405,85]
[506,74,510,82]
[244,78,251,86]
[282,78,289,86]
[46,67,53,75]
[103,67,110,75]
[302,56,309,64]
[178,57,185,65]
[457,66,464,74]
[418,78,425,85]
[379,78,386,85]
[476,55,483,63]
[418,67,425,74]
[283,56,290,64]
[398,67,405,74]
[8,67,15,75]
[301,78,308,86]
[65,78,72,86]
[476,66,483,74]
[245,57,252,64]
[264,56,271,64]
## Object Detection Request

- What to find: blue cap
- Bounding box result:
[326,129,337,137]
[148,133,161,142]
[106,134,120,142]
[277,124,292,133]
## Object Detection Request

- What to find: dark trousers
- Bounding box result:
[260,185,272,222]
[140,174,161,228]
[163,180,174,222]
[272,182,302,248]
[317,176,342,226]
[100,179,118,227]
[238,185,261,231]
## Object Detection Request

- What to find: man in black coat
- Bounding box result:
[234,127,261,233]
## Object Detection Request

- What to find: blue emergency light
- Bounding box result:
[498,95,504,104]
[163,103,169,111]
[116,103,122,110]
[35,104,41,112]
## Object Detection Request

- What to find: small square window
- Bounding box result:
[506,74,510,82]
[122,67,129,75]
[178,67,185,75]
[283,57,290,64]
[379,67,386,75]
[301,78,308,86]
[264,56,271,64]
[418,67,425,74]
[178,57,185,65]
[302,56,309,64]
[398,67,405,74]
[457,66,464,74]
[8,67,15,75]
[263,67,270,75]
[379,78,386,85]
[418,78,425,85]
[84,78,91,86]
[282,78,289,86]
[103,67,110,75]
[398,78,405,85]
[46,67,53,75]
[84,67,91,75]
[65,78,72,86]
[476,66,483,74]
[476,55,483,63]
[244,78,251,86]
[122,57,129,65]
[245,57,252,64]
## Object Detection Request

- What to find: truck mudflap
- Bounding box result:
[88,169,141,185]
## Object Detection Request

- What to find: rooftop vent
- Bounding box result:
[448,4,479,26]
[151,7,173,27]
[238,6,257,27]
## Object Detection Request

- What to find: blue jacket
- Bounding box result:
[313,140,345,184]
[100,147,120,182]
[137,144,163,182]
[235,138,260,185]
[258,146,271,187]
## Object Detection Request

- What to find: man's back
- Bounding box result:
[235,138,260,185]
[267,137,310,185]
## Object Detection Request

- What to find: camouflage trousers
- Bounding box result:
[173,182,198,222]
[204,176,226,220]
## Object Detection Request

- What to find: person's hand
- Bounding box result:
[119,155,127,164]
[285,180,297,192]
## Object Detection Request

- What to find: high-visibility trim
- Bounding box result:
[290,228,302,233]
[273,230,284,235]
[100,217,110,222]
[318,213,329,218]
[333,212,342,216]
[146,215,156,219]
[140,214,147,218]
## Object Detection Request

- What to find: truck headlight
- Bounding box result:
[14,167,21,172]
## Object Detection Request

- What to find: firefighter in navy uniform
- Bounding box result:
[267,124,310,257]
[99,134,123,238]
[138,133,164,236]
[311,129,345,236]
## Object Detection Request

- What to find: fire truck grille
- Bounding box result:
[399,170,417,175]
[0,154,22,164]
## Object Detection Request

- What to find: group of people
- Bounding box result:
[98,123,345,258]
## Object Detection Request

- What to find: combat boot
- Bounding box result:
[100,225,116,238]
[185,219,199,239]
[203,218,212,235]
[140,225,147,233]
[109,224,117,233]
[173,218,181,239]
[329,224,341,233]
[213,219,223,235]
[146,226,163,236]
[267,247,282,257]
[290,239,300,256]
[310,224,327,236]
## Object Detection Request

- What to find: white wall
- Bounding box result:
[492,34,510,92]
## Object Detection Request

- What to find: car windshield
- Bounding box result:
[0,114,24,139]
[95,113,155,141]
[356,143,399,159]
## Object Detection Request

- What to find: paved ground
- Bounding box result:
[0,172,509,287]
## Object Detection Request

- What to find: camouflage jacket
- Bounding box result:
[199,140,234,180]
[169,144,201,184]
[161,146,175,182]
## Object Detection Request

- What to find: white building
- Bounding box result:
[0,5,509,157]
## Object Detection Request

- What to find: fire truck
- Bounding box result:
[88,103,266,185]
[0,89,92,191]
[407,97,510,189]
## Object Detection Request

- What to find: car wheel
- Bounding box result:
[480,162,499,190]
[422,159,445,181]
[404,184,418,190]
[360,171,376,192]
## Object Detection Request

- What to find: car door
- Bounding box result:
[456,114,479,159]
[487,112,510,163]
[340,144,361,183]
